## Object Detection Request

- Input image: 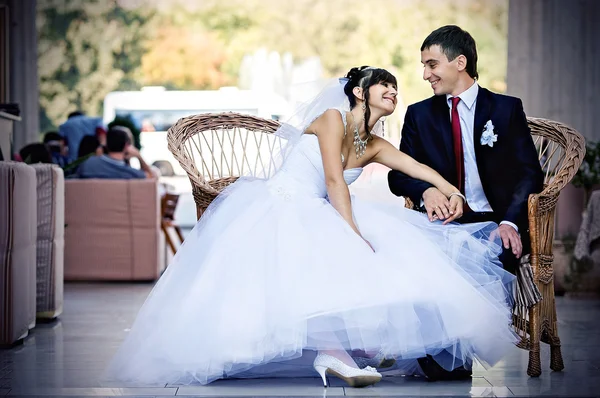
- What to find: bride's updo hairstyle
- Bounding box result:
[343,66,397,134]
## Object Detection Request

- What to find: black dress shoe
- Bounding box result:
[417,355,472,381]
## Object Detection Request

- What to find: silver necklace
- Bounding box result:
[349,111,369,159]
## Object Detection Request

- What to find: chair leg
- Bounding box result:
[162,224,178,255]
[550,343,565,371]
[174,225,185,244]
[549,300,565,372]
[527,303,542,377]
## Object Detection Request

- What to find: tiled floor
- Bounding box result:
[1,283,599,397]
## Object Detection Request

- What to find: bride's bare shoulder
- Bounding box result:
[305,109,345,136]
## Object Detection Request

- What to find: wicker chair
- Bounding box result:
[161,192,185,255]
[169,113,585,377]
[167,113,281,218]
[405,117,585,376]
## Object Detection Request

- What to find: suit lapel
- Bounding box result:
[433,95,455,169]
[473,87,492,158]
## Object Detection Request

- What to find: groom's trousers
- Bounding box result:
[417,207,528,275]
[415,210,523,380]
[456,211,529,275]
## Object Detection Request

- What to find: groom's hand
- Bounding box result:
[493,224,523,258]
[423,187,451,222]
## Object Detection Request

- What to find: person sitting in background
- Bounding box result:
[118,126,136,166]
[61,135,105,178]
[74,127,156,179]
[78,135,104,159]
[58,110,105,163]
[43,131,69,167]
[19,143,53,164]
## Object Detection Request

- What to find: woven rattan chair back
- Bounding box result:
[167,113,281,218]
[529,117,586,190]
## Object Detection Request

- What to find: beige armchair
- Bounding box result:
[0,161,37,345]
[64,179,165,281]
[167,113,281,218]
[32,164,65,320]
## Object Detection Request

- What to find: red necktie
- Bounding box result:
[451,97,471,212]
[451,97,465,194]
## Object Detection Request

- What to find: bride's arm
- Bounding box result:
[310,110,361,236]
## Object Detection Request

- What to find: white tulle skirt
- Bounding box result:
[105,177,517,385]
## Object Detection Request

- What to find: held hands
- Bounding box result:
[492,224,523,258]
[422,187,464,225]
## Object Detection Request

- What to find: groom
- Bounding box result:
[388,25,544,380]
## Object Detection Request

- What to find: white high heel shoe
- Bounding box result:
[313,352,382,388]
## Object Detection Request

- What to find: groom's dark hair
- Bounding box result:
[421,25,479,80]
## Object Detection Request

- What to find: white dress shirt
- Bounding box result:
[446,82,518,232]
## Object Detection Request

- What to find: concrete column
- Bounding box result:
[8,0,38,152]
[507,0,599,140]
[507,0,600,240]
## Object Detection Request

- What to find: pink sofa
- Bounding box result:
[64,179,165,281]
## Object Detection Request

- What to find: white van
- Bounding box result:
[102,86,291,176]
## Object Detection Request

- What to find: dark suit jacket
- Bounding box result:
[388,87,544,231]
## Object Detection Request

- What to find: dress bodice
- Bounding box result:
[268,134,363,200]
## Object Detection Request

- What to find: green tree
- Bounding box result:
[168,0,507,105]
[140,26,230,89]
[141,0,261,89]
[37,0,156,131]
[37,0,508,137]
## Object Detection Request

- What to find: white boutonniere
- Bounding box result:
[480,120,498,147]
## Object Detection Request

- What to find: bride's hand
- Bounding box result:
[443,194,464,225]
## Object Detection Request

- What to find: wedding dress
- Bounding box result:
[105,107,517,386]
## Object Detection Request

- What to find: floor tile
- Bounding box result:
[469,387,514,397]
[176,378,344,396]
[487,387,514,397]
[4,387,177,396]
[0,370,106,388]
[484,374,600,389]
[343,377,495,396]
[1,284,598,397]
[508,385,599,396]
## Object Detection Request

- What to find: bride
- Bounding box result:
[105,66,517,388]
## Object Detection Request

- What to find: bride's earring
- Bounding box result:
[380,117,385,137]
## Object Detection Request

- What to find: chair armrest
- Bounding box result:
[527,186,561,285]
[526,122,584,283]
